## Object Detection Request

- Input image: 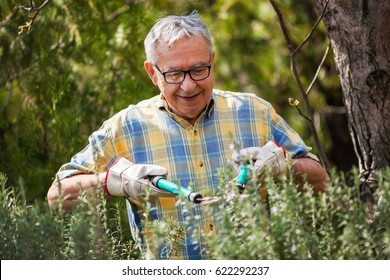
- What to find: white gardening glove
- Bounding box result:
[232,141,287,181]
[105,157,172,201]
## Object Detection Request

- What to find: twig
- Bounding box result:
[268,0,331,173]
[269,0,295,54]
[288,98,312,122]
[306,42,331,95]
[0,6,19,29]
[18,0,51,35]
[295,106,311,121]
[0,84,13,114]
[106,5,130,21]
[294,0,330,54]
[19,0,51,12]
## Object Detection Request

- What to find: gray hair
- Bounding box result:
[144,12,213,64]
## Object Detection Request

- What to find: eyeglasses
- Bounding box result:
[154,64,212,84]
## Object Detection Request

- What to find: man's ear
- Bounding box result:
[144,61,158,86]
[211,51,215,63]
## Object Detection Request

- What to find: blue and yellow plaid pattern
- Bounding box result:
[56,89,314,259]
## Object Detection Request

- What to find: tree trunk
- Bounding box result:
[315,0,390,181]
[314,0,390,219]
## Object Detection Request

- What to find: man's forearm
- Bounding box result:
[47,172,107,210]
[291,157,329,194]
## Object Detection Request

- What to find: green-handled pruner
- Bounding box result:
[235,163,270,215]
[235,163,249,193]
[151,176,220,205]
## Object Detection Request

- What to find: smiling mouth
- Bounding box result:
[179,92,201,100]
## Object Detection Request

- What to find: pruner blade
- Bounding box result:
[196,196,220,205]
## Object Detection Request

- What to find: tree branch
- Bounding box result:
[306,42,331,95]
[19,0,51,12]
[294,0,330,54]
[18,0,51,35]
[268,0,331,173]
[268,0,295,54]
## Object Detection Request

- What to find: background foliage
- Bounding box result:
[1,0,356,202]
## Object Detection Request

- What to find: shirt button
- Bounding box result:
[194,130,198,136]
[199,161,204,167]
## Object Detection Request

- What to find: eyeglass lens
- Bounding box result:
[164,66,210,84]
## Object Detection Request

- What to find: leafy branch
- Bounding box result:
[18,0,51,35]
[268,0,331,174]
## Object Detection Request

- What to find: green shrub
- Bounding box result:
[0,173,137,259]
[201,167,390,259]
[1,168,389,260]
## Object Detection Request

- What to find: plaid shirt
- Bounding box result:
[56,89,315,259]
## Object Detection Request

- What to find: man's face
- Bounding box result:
[145,35,215,125]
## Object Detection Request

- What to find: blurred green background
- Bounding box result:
[0,0,357,202]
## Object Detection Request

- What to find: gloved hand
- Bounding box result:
[231,141,287,181]
[105,157,172,201]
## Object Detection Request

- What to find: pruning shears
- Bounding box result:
[151,176,220,205]
[235,163,269,212]
[151,164,250,205]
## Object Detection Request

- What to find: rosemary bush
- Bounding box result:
[0,173,137,259]
[202,167,390,259]
[1,168,389,260]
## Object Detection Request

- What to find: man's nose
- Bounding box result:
[180,73,197,92]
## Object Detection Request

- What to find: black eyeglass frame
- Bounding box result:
[154,64,212,84]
